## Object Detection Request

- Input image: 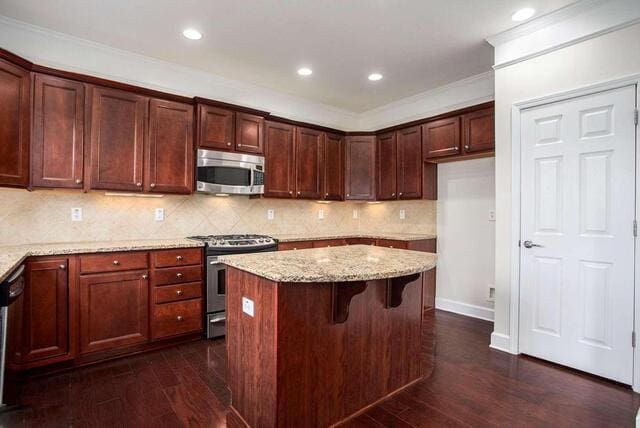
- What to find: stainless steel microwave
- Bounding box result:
[196,149,265,195]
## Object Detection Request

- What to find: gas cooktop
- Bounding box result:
[187,234,277,248]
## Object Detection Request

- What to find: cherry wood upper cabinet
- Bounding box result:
[235,113,264,154]
[79,270,149,354]
[295,127,323,199]
[146,99,194,194]
[376,132,397,200]
[462,106,495,154]
[197,105,234,151]
[264,121,295,198]
[422,116,460,160]
[345,136,375,200]
[323,133,343,200]
[31,74,85,189]
[397,126,423,199]
[88,86,147,191]
[0,58,30,187]
[20,258,73,366]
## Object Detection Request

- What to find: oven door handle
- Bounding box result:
[209,315,226,323]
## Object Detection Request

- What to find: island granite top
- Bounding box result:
[219,244,437,283]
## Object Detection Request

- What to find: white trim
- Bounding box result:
[489,332,512,353]
[487,0,640,69]
[508,74,640,390]
[435,297,494,322]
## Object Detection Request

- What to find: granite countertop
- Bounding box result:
[0,239,203,283]
[272,233,436,243]
[219,245,437,283]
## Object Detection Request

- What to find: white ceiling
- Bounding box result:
[0,0,574,113]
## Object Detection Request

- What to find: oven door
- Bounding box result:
[206,257,226,314]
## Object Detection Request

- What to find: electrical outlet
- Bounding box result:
[489,210,496,221]
[155,208,165,221]
[318,209,324,220]
[488,285,496,302]
[267,209,275,220]
[71,207,82,222]
[399,209,406,220]
[242,297,255,317]
[353,209,358,219]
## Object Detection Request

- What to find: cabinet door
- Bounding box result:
[344,136,375,200]
[422,116,460,159]
[22,258,71,363]
[88,86,147,191]
[0,58,30,187]
[146,99,194,194]
[197,105,234,150]
[79,270,149,354]
[397,126,422,199]
[31,74,85,189]
[264,121,295,198]
[323,133,343,200]
[462,106,494,154]
[295,127,323,199]
[235,113,264,154]
[376,132,397,200]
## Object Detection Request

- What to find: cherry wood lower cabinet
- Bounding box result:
[0,57,30,188]
[227,267,432,427]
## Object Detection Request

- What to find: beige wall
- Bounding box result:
[0,188,436,246]
[493,22,640,348]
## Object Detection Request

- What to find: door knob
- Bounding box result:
[523,240,543,248]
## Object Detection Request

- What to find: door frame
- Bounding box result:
[508,74,640,390]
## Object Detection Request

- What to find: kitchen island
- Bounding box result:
[220,245,437,427]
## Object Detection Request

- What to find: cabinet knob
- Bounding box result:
[226,142,231,146]
[454,147,460,152]
[399,192,403,196]
[176,255,184,261]
[59,264,66,270]
[237,144,242,147]
[142,274,148,280]
[176,315,184,321]
[297,191,301,196]
[176,290,184,296]
[325,193,329,196]
[289,191,293,195]
[392,192,395,197]
[346,194,350,197]
[75,179,82,184]
[176,272,183,279]
[150,183,156,188]
[464,145,470,151]
[113,260,120,265]
[136,182,142,187]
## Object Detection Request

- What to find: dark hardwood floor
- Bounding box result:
[1,310,638,427]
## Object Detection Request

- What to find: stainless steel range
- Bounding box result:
[187,234,278,338]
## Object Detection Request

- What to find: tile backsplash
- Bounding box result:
[0,188,436,246]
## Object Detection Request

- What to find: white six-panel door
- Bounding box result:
[519,85,637,384]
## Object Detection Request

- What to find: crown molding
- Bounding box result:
[487,0,640,69]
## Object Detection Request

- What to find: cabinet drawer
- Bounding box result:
[153,265,202,286]
[278,241,314,251]
[152,248,202,268]
[375,239,408,249]
[312,239,347,248]
[152,299,203,340]
[80,252,148,274]
[154,282,202,304]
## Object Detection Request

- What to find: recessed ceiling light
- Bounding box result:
[297,67,313,76]
[182,28,202,40]
[511,8,535,22]
[368,73,383,81]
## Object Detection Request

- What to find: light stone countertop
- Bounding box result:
[272,232,436,243]
[219,245,437,283]
[0,239,204,283]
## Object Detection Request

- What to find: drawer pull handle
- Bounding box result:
[142,274,148,280]
[177,315,184,321]
[176,272,183,278]
[113,260,120,265]
[176,290,184,296]
[176,255,184,261]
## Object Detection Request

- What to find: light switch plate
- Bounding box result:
[353,209,358,219]
[155,208,165,221]
[399,209,406,220]
[242,297,254,317]
[318,209,324,220]
[267,209,275,220]
[71,207,82,222]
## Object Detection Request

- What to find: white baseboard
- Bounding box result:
[435,297,495,322]
[490,332,514,354]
